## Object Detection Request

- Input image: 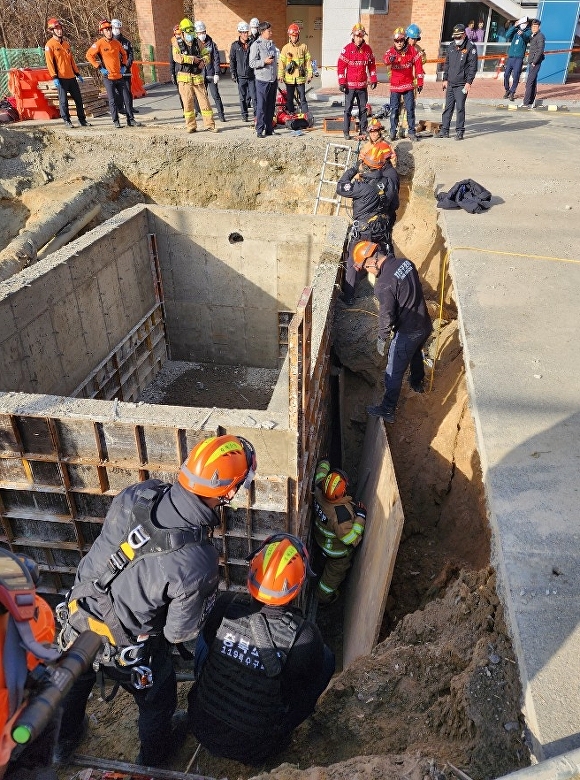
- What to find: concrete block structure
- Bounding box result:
[0,205,347,595]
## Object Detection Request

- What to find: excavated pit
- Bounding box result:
[0,128,528,780]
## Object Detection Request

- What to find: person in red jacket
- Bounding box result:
[86,19,139,129]
[337,23,377,140]
[383,27,424,142]
[44,17,90,128]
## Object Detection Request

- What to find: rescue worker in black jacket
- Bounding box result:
[336,139,397,305]
[188,534,335,764]
[352,241,432,424]
[111,19,138,116]
[229,21,256,122]
[438,23,478,140]
[55,434,257,767]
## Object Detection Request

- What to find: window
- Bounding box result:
[360,0,389,11]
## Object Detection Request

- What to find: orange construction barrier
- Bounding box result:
[130,62,147,98]
[7,67,60,120]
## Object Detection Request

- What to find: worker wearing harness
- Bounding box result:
[188,534,335,764]
[55,434,257,767]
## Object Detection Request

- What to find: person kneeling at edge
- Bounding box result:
[312,460,366,605]
[187,534,335,765]
[352,241,432,424]
[55,434,257,768]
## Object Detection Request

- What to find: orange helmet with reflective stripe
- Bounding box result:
[353,241,379,270]
[393,27,406,41]
[47,17,62,30]
[323,469,349,501]
[367,117,384,132]
[287,23,300,36]
[178,435,257,500]
[360,140,393,169]
[247,534,310,605]
[99,19,112,32]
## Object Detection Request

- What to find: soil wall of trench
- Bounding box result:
[0,125,530,780]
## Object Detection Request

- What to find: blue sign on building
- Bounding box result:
[537,0,580,83]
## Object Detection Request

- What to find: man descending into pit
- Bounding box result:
[337,23,377,140]
[0,549,101,780]
[383,27,424,142]
[55,435,257,767]
[351,242,432,424]
[44,17,90,128]
[194,21,226,122]
[278,24,312,116]
[438,24,478,141]
[111,19,138,116]
[312,461,366,606]
[86,20,139,128]
[188,534,335,764]
[230,22,256,122]
[173,18,216,133]
[336,137,397,305]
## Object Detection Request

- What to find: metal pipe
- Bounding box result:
[493,748,580,780]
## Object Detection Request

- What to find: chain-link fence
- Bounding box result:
[0,47,44,96]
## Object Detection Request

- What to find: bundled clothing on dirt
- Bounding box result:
[229,35,256,121]
[172,29,215,132]
[45,32,88,126]
[57,479,220,767]
[312,461,366,603]
[383,42,424,138]
[436,179,492,213]
[188,592,334,764]
[337,38,377,136]
[337,164,397,302]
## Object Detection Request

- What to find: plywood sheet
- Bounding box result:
[343,415,405,668]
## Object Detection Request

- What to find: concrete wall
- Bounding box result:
[148,206,339,368]
[0,209,154,397]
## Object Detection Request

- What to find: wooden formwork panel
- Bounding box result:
[0,410,289,595]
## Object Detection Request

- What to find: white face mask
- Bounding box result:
[197,33,206,41]
[184,33,193,43]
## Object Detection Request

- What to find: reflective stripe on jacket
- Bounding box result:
[45,37,79,79]
[278,42,312,85]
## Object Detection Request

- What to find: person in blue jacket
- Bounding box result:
[503,17,532,100]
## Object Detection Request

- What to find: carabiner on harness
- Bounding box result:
[131,665,154,689]
[117,642,146,667]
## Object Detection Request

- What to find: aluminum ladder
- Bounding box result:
[313,142,354,215]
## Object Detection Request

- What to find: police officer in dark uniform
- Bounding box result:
[55,435,257,767]
[336,141,397,305]
[188,534,335,764]
[352,242,432,424]
[111,19,139,115]
[438,23,478,140]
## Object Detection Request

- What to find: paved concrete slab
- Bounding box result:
[424,106,580,760]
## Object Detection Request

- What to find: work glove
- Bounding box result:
[339,84,348,94]
[53,78,61,88]
[120,65,126,75]
[369,82,377,90]
[313,459,331,488]
[213,74,219,84]
[76,74,84,83]
[417,85,423,94]
[355,501,367,520]
[99,67,109,76]
[232,75,238,82]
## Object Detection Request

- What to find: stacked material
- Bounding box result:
[37,76,109,117]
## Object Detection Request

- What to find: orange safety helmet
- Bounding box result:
[367,117,385,133]
[322,469,349,501]
[351,23,366,36]
[178,435,257,500]
[393,27,407,41]
[353,241,379,270]
[287,23,300,36]
[247,534,311,605]
[47,17,62,30]
[99,19,112,32]
[359,140,393,169]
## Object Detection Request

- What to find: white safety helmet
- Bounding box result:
[250,17,259,30]
[111,18,122,29]
[194,20,206,33]
[238,21,250,33]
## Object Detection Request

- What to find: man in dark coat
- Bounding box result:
[520,19,545,108]
[438,23,478,140]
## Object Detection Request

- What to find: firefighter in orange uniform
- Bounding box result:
[44,17,89,128]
